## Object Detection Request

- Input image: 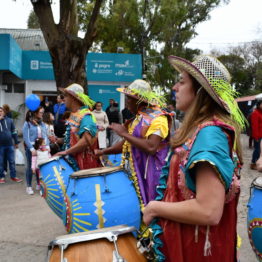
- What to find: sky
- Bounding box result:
[0,0,261,53]
[187,0,262,52]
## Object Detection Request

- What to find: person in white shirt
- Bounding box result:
[92,102,109,149]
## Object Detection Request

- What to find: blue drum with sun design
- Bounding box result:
[62,166,141,233]
[105,154,122,167]
[247,176,262,261]
[39,157,74,219]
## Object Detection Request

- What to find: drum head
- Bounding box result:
[252,176,262,189]
[50,225,136,246]
[70,166,122,178]
[38,156,61,167]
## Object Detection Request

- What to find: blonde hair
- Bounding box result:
[171,76,243,163]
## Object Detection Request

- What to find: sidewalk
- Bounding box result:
[0,134,260,261]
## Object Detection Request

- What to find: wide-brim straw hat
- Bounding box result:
[116,79,166,107]
[168,55,232,113]
[59,83,95,108]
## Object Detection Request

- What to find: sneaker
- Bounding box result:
[11,177,23,183]
[26,187,34,195]
[36,184,41,190]
[0,178,6,184]
[250,163,257,170]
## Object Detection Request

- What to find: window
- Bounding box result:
[13,83,25,93]
[5,84,12,93]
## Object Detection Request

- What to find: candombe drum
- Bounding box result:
[105,154,122,167]
[247,176,262,261]
[47,225,146,262]
[62,166,141,233]
[38,156,74,219]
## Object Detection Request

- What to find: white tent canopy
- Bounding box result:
[255,93,262,100]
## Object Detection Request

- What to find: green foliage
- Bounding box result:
[10,110,21,121]
[77,0,227,96]
[27,10,40,29]
[218,54,252,95]
[217,41,262,96]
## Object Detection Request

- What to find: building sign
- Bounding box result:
[0,34,142,83]
[22,51,54,80]
[88,85,121,109]
[87,53,142,82]
[0,34,22,77]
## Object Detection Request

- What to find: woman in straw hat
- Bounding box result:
[96,79,172,207]
[53,83,101,170]
[143,55,245,261]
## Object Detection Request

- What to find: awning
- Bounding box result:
[256,93,262,100]
[236,95,257,102]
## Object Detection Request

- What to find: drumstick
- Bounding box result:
[99,156,106,167]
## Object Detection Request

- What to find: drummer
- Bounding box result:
[143,55,245,261]
[52,83,101,170]
[95,79,172,207]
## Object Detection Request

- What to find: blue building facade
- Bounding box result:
[0,34,142,110]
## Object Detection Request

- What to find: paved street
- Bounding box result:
[0,135,260,261]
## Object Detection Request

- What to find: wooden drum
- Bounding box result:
[48,225,146,262]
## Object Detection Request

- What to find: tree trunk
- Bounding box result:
[49,37,87,89]
[31,0,103,93]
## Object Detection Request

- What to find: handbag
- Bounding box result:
[15,148,25,165]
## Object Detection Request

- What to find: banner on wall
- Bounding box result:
[22,52,142,81]
[88,84,121,110]
[87,53,142,82]
[22,51,54,80]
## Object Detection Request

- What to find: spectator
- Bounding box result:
[43,112,55,137]
[122,100,134,123]
[53,94,67,138]
[246,106,255,148]
[105,98,116,121]
[109,102,122,146]
[92,102,109,149]
[0,107,22,184]
[40,96,53,114]
[2,104,12,118]
[31,137,51,191]
[256,140,262,172]
[250,100,262,170]
[167,104,180,136]
[43,112,59,155]
[106,99,120,145]
[2,104,12,175]
[23,107,49,195]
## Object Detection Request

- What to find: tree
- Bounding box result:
[25,0,227,93]
[218,54,253,95]
[30,0,103,90]
[217,41,262,95]
[78,0,229,91]
[27,10,40,29]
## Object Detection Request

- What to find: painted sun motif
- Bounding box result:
[40,173,64,218]
[64,184,106,233]
[65,198,93,233]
